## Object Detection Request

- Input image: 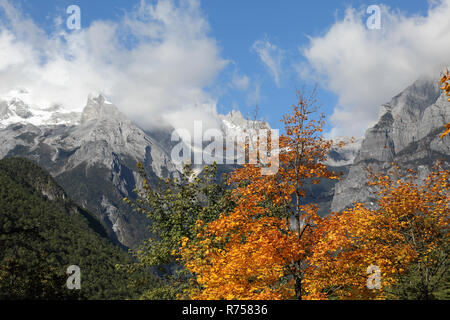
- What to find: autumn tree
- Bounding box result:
[180,89,339,300]
[440,70,450,138]
[121,162,234,299]
[307,165,449,300]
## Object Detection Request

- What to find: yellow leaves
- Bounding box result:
[440,123,450,139]
[439,70,448,84]
[440,69,450,103]
[308,165,449,300]
[181,237,189,247]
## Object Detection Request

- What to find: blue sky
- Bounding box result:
[0,0,447,136]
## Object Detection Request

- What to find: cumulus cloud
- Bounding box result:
[252,39,283,87]
[0,0,227,130]
[302,0,450,137]
[231,72,250,91]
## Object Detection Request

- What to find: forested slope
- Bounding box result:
[0,157,136,299]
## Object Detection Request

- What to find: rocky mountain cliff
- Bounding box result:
[301,136,362,216]
[0,93,179,248]
[0,91,274,248]
[331,77,450,212]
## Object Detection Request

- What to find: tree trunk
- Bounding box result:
[294,276,302,300]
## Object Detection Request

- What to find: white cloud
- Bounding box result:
[232,73,250,91]
[302,0,450,137]
[0,0,228,130]
[252,39,283,86]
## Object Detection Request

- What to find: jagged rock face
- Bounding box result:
[298,137,362,217]
[0,99,275,247]
[324,137,363,167]
[331,77,450,212]
[0,93,270,248]
[0,94,179,248]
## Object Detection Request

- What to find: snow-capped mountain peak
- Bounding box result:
[219,110,270,140]
[0,88,81,128]
[81,94,124,124]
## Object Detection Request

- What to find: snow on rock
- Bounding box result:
[0,88,81,128]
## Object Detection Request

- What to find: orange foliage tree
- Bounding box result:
[307,166,449,299]
[180,90,339,300]
[180,87,449,300]
[440,70,450,138]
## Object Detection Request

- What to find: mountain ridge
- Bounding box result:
[331,77,450,212]
[0,91,273,248]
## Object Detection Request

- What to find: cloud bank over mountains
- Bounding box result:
[302,0,450,137]
[1,0,450,137]
[0,0,227,131]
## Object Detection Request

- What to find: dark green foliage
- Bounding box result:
[0,250,84,300]
[0,157,135,299]
[122,162,235,299]
[387,245,449,300]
